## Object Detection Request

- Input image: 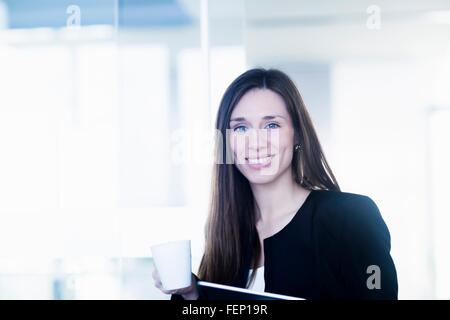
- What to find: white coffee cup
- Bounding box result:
[151,240,192,291]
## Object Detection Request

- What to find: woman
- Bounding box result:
[153,68,398,300]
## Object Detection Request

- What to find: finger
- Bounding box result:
[162,288,175,295]
[152,268,159,280]
[175,287,189,294]
[155,282,175,295]
[178,283,194,292]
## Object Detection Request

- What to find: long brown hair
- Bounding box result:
[198,68,340,286]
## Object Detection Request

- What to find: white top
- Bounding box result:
[247,266,265,292]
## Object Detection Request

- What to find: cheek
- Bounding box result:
[270,130,295,172]
[269,129,293,153]
[229,134,247,160]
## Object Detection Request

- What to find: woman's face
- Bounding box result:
[228,88,296,185]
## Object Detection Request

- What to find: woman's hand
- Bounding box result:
[152,268,199,300]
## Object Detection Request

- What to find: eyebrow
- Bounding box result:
[229,115,286,122]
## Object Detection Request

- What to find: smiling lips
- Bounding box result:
[245,155,274,169]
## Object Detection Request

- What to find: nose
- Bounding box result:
[247,128,270,157]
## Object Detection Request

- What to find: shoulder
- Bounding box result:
[311,190,389,239]
[312,189,379,218]
[313,189,374,207]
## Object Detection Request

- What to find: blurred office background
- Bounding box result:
[0,0,449,299]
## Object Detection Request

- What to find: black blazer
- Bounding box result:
[172,189,398,300]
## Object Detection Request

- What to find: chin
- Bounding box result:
[237,165,282,185]
[245,173,278,185]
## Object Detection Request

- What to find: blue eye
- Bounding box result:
[266,123,280,129]
[233,125,247,133]
[232,123,279,133]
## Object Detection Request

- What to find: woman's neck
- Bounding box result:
[250,168,309,224]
